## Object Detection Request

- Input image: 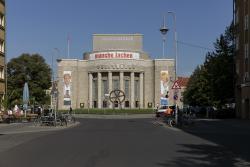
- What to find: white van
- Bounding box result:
[155,105,175,117]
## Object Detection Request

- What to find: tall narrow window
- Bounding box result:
[0,15,4,27]
[134,80,139,100]
[245,43,249,59]
[245,72,249,82]
[102,80,108,95]
[236,36,239,50]
[245,14,249,30]
[92,80,97,100]
[0,68,4,79]
[124,80,130,99]
[113,79,119,90]
[0,41,4,53]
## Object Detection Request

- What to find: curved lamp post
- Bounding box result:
[168,11,178,125]
[160,12,179,124]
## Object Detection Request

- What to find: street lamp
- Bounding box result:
[161,12,179,124]
[168,11,178,81]
[160,15,169,58]
[51,48,60,126]
[167,11,178,125]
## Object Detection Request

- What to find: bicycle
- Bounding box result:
[33,115,42,126]
[60,113,76,126]
[165,116,176,127]
[181,112,196,126]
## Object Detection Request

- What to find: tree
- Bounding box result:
[184,23,234,108]
[204,24,234,108]
[184,65,211,106]
[7,53,52,108]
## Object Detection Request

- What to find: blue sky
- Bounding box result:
[6,0,233,76]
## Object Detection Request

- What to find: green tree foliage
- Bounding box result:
[183,65,211,106]
[184,24,234,108]
[7,53,52,107]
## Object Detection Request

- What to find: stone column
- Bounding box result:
[130,72,135,108]
[120,72,124,108]
[88,73,93,109]
[97,72,102,109]
[139,72,144,109]
[108,71,112,108]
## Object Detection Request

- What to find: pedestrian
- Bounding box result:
[69,106,72,115]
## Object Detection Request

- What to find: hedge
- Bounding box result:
[59,108,155,115]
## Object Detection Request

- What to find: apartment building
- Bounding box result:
[0,0,5,107]
[234,0,250,119]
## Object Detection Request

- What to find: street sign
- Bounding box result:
[172,81,181,89]
[173,94,178,100]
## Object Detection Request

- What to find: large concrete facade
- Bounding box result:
[57,34,175,110]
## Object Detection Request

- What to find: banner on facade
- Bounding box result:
[89,51,140,60]
[63,71,71,106]
[160,71,170,106]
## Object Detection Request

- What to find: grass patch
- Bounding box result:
[59,108,155,115]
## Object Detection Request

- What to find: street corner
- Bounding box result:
[0,121,81,135]
[30,121,81,132]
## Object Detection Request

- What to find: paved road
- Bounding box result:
[0,118,249,167]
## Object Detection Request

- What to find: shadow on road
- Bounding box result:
[158,119,250,166]
[157,143,250,167]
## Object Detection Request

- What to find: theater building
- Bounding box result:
[57,34,175,109]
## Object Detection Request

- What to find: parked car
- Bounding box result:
[155,105,175,117]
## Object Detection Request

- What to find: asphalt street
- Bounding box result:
[0,118,249,167]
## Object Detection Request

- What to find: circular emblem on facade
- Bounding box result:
[109,89,125,104]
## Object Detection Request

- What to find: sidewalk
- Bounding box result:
[0,122,79,135]
[0,114,154,134]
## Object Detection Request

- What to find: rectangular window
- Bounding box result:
[102,80,108,95]
[245,43,249,59]
[236,60,240,75]
[125,101,129,108]
[113,79,119,90]
[134,80,139,100]
[245,14,249,30]
[93,101,97,108]
[0,15,4,27]
[92,80,97,99]
[0,68,4,79]
[245,72,249,82]
[103,101,108,108]
[236,36,239,50]
[124,80,130,99]
[135,101,139,108]
[0,41,4,53]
